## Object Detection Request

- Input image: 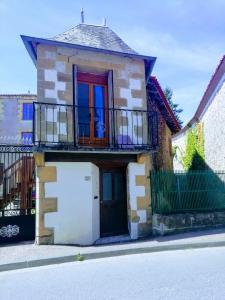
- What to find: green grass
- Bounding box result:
[76,253,85,261]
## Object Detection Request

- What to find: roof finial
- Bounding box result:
[81,8,84,23]
[102,17,106,26]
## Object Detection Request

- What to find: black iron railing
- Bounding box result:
[33,102,158,151]
[151,170,225,214]
[0,145,35,244]
[0,145,35,217]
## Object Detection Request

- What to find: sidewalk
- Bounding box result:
[1,227,225,272]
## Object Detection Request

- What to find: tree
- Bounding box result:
[163,87,183,127]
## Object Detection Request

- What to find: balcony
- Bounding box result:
[33,102,158,152]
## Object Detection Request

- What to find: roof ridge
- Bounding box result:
[173,54,225,137]
[150,76,181,131]
[196,55,225,114]
[78,23,108,27]
[52,23,108,39]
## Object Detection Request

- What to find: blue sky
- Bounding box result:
[0,0,225,124]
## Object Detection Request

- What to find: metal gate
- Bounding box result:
[0,145,35,244]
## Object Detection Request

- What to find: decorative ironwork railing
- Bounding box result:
[33,102,158,151]
[0,145,35,217]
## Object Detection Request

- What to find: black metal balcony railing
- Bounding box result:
[33,102,158,151]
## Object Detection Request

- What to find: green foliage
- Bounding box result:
[76,253,85,261]
[183,123,206,170]
[163,87,183,127]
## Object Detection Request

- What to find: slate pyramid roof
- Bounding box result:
[52,23,138,55]
[21,23,156,71]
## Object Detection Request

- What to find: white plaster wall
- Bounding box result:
[172,132,186,170]
[172,77,225,171]
[44,162,100,245]
[201,80,225,170]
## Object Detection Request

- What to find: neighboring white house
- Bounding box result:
[173,55,225,171]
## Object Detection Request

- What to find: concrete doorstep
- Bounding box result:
[1,228,225,272]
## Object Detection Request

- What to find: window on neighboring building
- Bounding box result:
[22,103,33,120]
[21,132,33,145]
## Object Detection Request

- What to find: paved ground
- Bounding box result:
[1,227,225,269]
[1,246,225,300]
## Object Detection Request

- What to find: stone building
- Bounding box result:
[147,77,180,170]
[0,94,36,144]
[21,22,179,245]
[173,55,225,171]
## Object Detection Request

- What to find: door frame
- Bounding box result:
[76,72,109,147]
[99,164,128,237]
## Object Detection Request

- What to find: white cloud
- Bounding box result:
[126,29,223,74]
[121,27,224,125]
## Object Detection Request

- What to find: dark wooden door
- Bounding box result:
[100,167,128,237]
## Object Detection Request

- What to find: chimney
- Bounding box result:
[81,8,84,23]
[102,17,106,26]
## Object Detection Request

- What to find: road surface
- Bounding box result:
[1,247,225,299]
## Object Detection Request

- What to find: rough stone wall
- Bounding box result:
[36,44,147,145]
[155,120,173,170]
[148,96,173,170]
[153,211,225,235]
[0,95,36,144]
[127,154,152,239]
[35,153,57,244]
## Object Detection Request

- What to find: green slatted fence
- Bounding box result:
[150,170,225,214]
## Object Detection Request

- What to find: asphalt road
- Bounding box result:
[1,247,225,300]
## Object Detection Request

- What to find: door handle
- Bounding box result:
[94,196,98,199]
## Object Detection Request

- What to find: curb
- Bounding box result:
[1,240,225,272]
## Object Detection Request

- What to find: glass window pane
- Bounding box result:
[23,103,33,120]
[94,85,105,138]
[114,173,124,201]
[78,83,90,137]
[29,104,33,120]
[22,132,33,145]
[103,172,112,201]
[23,104,27,120]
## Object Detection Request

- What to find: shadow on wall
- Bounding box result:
[189,150,207,171]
